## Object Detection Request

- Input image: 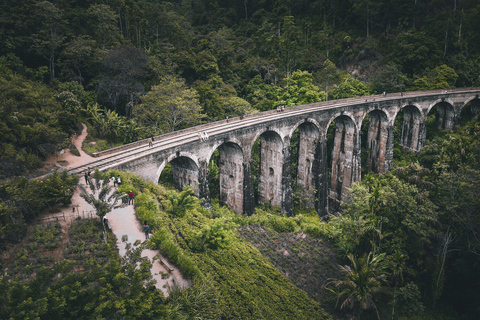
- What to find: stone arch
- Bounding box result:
[427,100,455,131]
[394,104,423,151]
[463,95,480,110]
[460,96,480,118]
[360,109,389,174]
[324,112,358,139]
[288,118,321,139]
[426,98,455,115]
[361,106,395,124]
[157,153,200,195]
[213,142,244,214]
[250,127,285,151]
[205,137,244,164]
[328,115,360,204]
[255,130,284,207]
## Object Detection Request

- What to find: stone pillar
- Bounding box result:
[365,112,388,173]
[418,119,427,151]
[197,159,210,206]
[437,103,455,130]
[385,125,395,172]
[218,143,244,214]
[352,131,361,185]
[329,117,357,206]
[258,132,284,208]
[313,138,328,217]
[296,124,318,208]
[400,106,422,151]
[281,137,293,216]
[243,161,255,215]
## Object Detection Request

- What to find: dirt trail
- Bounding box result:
[42,124,190,296]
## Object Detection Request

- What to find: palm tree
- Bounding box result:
[161,186,198,218]
[327,252,390,320]
[79,171,124,218]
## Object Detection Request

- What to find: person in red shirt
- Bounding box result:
[128,191,135,205]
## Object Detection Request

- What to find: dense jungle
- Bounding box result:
[1,0,479,319]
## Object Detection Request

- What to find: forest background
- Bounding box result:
[0,0,479,319]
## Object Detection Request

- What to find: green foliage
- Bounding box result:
[277,70,325,107]
[329,75,369,100]
[410,65,459,91]
[0,171,77,246]
[79,172,124,218]
[244,75,280,112]
[391,30,442,76]
[0,219,168,319]
[135,75,205,133]
[317,59,341,100]
[418,115,480,171]
[30,223,62,250]
[129,172,331,319]
[395,282,425,319]
[327,252,389,318]
[166,276,220,319]
[369,63,407,94]
[85,102,142,145]
[196,219,232,251]
[340,174,438,261]
[161,186,198,218]
[0,66,73,177]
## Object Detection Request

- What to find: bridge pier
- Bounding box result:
[295,123,319,209]
[281,137,293,216]
[243,161,255,215]
[329,116,361,209]
[313,139,328,218]
[400,106,423,151]
[218,143,244,214]
[385,125,394,172]
[365,111,389,173]
[258,131,284,208]
[197,159,210,206]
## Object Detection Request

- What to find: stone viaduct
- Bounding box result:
[71,88,480,217]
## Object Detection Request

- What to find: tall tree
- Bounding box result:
[277,70,325,106]
[328,252,389,320]
[96,45,148,116]
[32,1,65,83]
[134,75,204,133]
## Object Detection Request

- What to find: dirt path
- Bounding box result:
[106,203,190,295]
[44,123,94,170]
[41,124,190,296]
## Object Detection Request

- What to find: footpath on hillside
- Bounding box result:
[42,123,190,297]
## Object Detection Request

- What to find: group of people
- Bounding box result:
[276,105,285,112]
[111,175,122,187]
[198,131,209,142]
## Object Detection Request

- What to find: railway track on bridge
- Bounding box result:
[66,88,480,176]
